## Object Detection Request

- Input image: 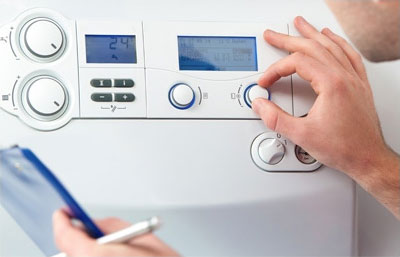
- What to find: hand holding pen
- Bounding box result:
[52,209,179,257]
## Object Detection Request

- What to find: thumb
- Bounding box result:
[252,98,302,141]
[53,209,97,255]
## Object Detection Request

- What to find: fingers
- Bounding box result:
[53,209,97,256]
[252,98,303,142]
[95,217,131,234]
[293,16,355,73]
[321,27,368,81]
[264,30,334,66]
[258,52,325,94]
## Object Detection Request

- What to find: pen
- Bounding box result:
[52,216,161,257]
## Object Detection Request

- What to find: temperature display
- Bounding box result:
[85,35,136,63]
[178,36,257,71]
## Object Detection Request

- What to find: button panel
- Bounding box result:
[251,132,322,172]
[90,78,136,103]
[79,68,146,118]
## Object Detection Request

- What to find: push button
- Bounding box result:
[91,93,112,102]
[91,79,112,88]
[115,93,135,102]
[114,79,134,88]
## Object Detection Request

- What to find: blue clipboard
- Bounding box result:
[0,146,104,256]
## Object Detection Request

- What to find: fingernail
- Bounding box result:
[265,29,277,36]
[324,27,333,35]
[296,16,306,24]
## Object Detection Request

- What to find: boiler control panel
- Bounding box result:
[0,8,319,172]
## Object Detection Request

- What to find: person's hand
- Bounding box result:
[252,16,400,218]
[53,209,179,256]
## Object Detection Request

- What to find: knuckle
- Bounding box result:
[336,35,347,45]
[352,52,363,63]
[291,51,304,60]
[329,72,345,89]
[292,125,308,144]
[307,39,324,52]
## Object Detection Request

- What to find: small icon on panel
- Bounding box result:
[2,95,9,101]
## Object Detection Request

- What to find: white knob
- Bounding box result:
[170,84,195,109]
[245,84,270,107]
[24,19,64,58]
[258,138,285,165]
[27,78,66,116]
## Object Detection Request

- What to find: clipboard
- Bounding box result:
[0,146,104,256]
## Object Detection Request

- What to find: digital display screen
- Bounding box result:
[85,35,136,63]
[178,36,257,71]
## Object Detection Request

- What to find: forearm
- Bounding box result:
[349,147,400,219]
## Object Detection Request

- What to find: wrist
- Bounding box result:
[349,145,400,218]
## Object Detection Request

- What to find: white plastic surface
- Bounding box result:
[171,84,194,107]
[24,19,63,58]
[258,138,285,165]
[26,77,65,116]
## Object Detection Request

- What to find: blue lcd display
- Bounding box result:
[85,35,136,63]
[178,36,258,71]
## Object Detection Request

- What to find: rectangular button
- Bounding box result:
[114,79,134,88]
[114,93,135,102]
[91,79,112,88]
[91,93,112,102]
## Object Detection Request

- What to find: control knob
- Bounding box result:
[244,83,270,108]
[258,138,285,165]
[23,76,67,120]
[20,18,65,61]
[169,83,195,109]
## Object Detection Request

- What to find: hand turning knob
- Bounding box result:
[244,84,270,108]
